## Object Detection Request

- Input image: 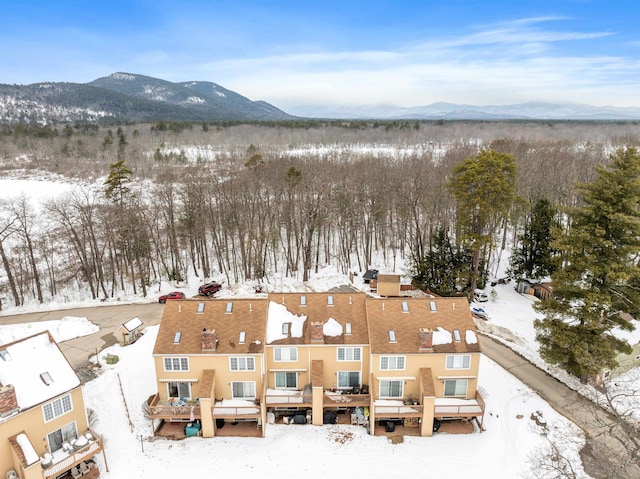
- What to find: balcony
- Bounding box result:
[147,394,201,421]
[323,390,370,408]
[213,399,261,419]
[434,390,485,418]
[265,388,311,407]
[41,429,104,479]
[373,399,424,418]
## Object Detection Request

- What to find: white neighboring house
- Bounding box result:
[0,331,107,479]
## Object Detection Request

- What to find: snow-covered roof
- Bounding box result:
[0,332,80,410]
[266,301,307,344]
[16,432,39,465]
[122,316,143,332]
[466,330,478,344]
[323,318,343,337]
[432,327,452,346]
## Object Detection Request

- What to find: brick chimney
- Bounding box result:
[0,384,19,417]
[310,321,324,343]
[202,328,218,351]
[418,328,433,350]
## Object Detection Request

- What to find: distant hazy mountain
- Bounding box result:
[0,72,295,124]
[287,101,640,120]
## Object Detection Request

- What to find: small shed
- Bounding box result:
[377,274,401,297]
[116,316,144,346]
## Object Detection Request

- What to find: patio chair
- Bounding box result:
[79,462,91,475]
[70,466,82,479]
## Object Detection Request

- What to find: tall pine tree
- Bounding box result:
[534,147,640,378]
[510,198,557,280]
[447,149,518,292]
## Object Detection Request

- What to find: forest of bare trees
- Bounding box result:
[0,120,638,307]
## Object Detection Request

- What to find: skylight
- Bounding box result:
[430,301,437,312]
[0,349,11,361]
[282,323,290,335]
[453,329,461,341]
[345,323,352,335]
[389,330,396,342]
[40,372,53,386]
[300,295,306,306]
[401,301,409,312]
[239,331,246,344]
[327,295,334,306]
[197,302,205,314]
[226,302,233,313]
[173,332,182,344]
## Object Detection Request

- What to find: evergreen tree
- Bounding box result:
[510,198,557,280]
[535,147,640,378]
[103,158,133,205]
[410,228,469,296]
[447,149,518,292]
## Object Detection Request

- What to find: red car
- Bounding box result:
[158,291,186,303]
[198,281,222,296]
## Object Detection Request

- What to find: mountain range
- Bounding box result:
[1,72,640,123]
[0,72,295,124]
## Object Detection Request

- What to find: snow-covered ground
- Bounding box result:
[1,175,638,478]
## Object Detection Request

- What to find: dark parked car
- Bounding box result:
[158,291,186,303]
[198,281,222,296]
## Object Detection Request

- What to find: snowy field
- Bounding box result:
[1,175,638,478]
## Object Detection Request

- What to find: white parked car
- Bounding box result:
[473,289,488,302]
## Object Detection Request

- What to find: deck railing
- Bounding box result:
[42,429,103,478]
[148,394,201,420]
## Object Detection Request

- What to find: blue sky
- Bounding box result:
[1,1,639,112]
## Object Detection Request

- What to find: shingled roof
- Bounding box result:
[153,299,268,355]
[365,297,481,354]
[266,292,369,346]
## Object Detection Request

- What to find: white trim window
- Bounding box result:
[446,354,471,370]
[274,347,298,362]
[230,356,256,371]
[337,347,361,361]
[337,371,360,389]
[167,382,191,399]
[43,394,73,422]
[231,381,256,399]
[274,371,298,389]
[47,422,77,452]
[163,357,189,371]
[380,355,405,371]
[444,379,468,397]
[379,379,403,398]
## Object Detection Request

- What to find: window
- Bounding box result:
[337,347,361,361]
[379,380,403,398]
[230,356,255,371]
[430,301,437,311]
[282,323,290,335]
[380,356,405,370]
[446,355,471,370]
[337,371,360,389]
[42,394,73,422]
[197,302,205,314]
[401,301,409,312]
[164,357,189,371]
[225,302,233,313]
[274,371,298,389]
[173,332,181,344]
[300,295,306,306]
[167,382,191,398]
[239,331,246,344]
[444,379,468,397]
[274,347,297,361]
[327,295,334,305]
[388,330,396,342]
[47,422,77,452]
[453,330,461,342]
[345,323,352,335]
[232,381,256,399]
